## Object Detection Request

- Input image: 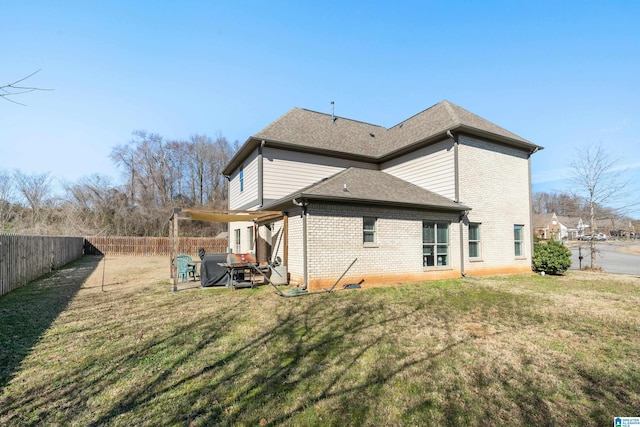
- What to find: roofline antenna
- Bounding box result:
[331,101,336,123]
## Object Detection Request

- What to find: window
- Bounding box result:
[363,217,376,244]
[423,222,449,267]
[239,166,244,192]
[247,226,254,251]
[234,229,241,253]
[514,224,524,257]
[469,223,481,258]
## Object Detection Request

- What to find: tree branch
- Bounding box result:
[1,70,53,105]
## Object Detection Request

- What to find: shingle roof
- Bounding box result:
[254,108,386,158]
[223,100,542,175]
[533,213,556,228]
[533,213,584,229]
[557,215,583,228]
[384,101,535,154]
[265,167,469,212]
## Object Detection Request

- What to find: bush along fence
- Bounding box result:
[83,236,228,257]
[0,234,85,297]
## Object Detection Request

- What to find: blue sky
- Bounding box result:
[2,1,639,217]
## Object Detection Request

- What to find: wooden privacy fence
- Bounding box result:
[0,234,85,297]
[84,236,228,257]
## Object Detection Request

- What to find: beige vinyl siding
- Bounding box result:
[263,147,377,200]
[229,149,259,210]
[381,139,455,199]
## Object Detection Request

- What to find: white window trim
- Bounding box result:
[469,222,482,261]
[363,217,378,247]
[247,226,254,252]
[234,229,241,253]
[514,224,525,258]
[423,221,450,269]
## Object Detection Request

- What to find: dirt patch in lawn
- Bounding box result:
[81,255,173,293]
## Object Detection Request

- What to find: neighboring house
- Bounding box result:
[572,217,587,239]
[534,214,637,240]
[533,213,585,240]
[222,101,543,290]
[533,213,566,240]
[593,218,634,237]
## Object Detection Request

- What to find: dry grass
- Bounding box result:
[617,243,640,255]
[1,256,639,426]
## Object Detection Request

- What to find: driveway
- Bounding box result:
[568,242,640,276]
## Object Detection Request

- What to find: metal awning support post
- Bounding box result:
[171,208,180,292]
[169,213,174,280]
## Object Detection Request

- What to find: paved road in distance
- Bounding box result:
[568,242,640,276]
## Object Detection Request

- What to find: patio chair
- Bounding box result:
[176,254,197,282]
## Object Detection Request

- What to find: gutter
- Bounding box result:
[273,194,469,213]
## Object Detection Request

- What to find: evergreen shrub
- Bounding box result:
[532,239,572,275]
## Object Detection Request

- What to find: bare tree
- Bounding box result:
[63,174,121,235]
[532,191,584,216]
[570,143,628,269]
[13,170,53,232]
[532,192,550,214]
[206,134,233,207]
[0,127,235,236]
[105,130,235,236]
[0,170,17,231]
[1,70,52,105]
[190,135,210,206]
[110,142,137,203]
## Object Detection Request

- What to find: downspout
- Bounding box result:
[448,130,466,277]
[292,198,308,289]
[258,140,265,208]
[528,147,539,263]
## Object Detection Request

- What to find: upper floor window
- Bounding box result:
[239,166,244,192]
[469,223,481,259]
[423,222,449,267]
[363,217,376,244]
[514,224,524,257]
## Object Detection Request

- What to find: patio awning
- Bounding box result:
[172,208,283,223]
[168,207,286,292]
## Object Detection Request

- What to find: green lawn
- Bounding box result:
[1,256,639,426]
